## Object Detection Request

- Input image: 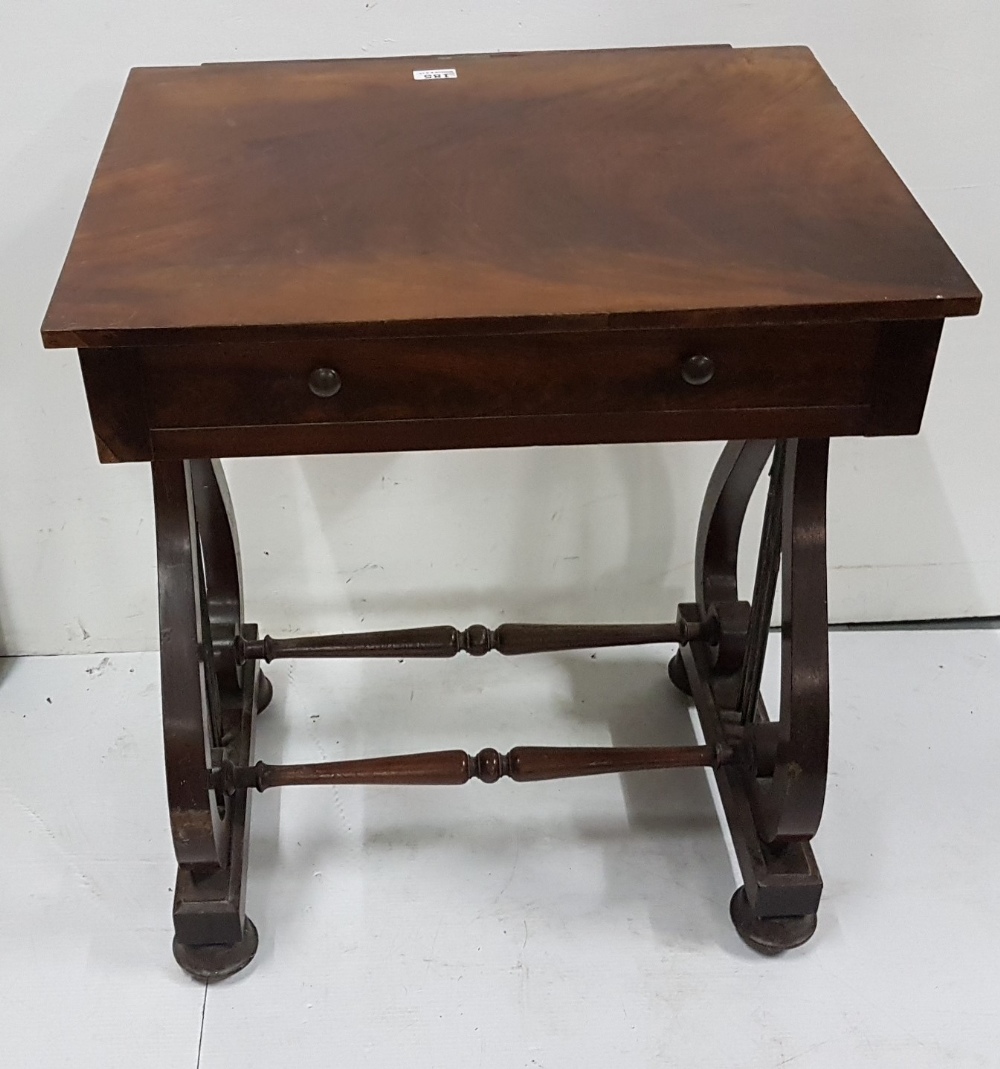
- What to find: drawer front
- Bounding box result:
[143,323,878,432]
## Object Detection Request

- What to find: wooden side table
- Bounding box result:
[42,45,980,979]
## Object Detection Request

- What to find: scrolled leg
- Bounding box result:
[191,459,275,717]
[668,440,769,699]
[746,438,830,845]
[153,460,229,872]
[696,439,775,614]
[695,440,773,685]
[190,459,243,707]
[681,438,831,953]
[154,459,261,979]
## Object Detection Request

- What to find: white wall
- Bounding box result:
[1,1,997,656]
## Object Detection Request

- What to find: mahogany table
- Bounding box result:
[42,45,980,980]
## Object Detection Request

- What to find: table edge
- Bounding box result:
[40,295,982,351]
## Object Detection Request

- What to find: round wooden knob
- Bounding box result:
[681,354,715,386]
[308,367,342,397]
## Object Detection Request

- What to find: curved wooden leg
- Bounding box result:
[154,459,261,980]
[668,440,772,696]
[190,459,272,716]
[190,459,244,708]
[696,439,775,613]
[153,460,229,872]
[748,438,830,845]
[698,440,773,679]
[679,438,830,953]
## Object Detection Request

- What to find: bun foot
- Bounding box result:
[729,886,816,955]
[256,671,273,714]
[667,652,692,696]
[173,917,259,982]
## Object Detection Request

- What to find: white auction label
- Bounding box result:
[413,68,458,81]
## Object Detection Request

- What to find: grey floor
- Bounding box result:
[2,629,998,1068]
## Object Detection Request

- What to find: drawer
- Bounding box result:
[143,323,879,432]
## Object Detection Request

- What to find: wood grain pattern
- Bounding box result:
[82,314,931,462]
[140,323,878,430]
[42,46,979,350]
[40,45,984,962]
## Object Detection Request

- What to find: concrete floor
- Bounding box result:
[2,629,998,1068]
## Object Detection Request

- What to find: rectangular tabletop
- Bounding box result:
[42,45,979,349]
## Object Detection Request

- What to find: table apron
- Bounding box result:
[77,319,943,461]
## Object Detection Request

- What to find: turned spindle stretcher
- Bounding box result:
[42,45,980,979]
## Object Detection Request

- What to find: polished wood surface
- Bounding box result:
[43,46,978,350]
[74,317,943,462]
[141,324,877,429]
[41,44,983,973]
[152,459,227,870]
[213,745,723,792]
[50,48,979,463]
[235,619,705,662]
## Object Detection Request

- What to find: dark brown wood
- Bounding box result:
[155,460,262,975]
[693,439,773,679]
[691,438,831,845]
[748,438,830,844]
[696,440,774,612]
[77,348,149,462]
[152,459,227,870]
[42,47,978,351]
[141,324,877,429]
[676,436,831,933]
[42,44,984,968]
[71,317,951,464]
[146,406,870,462]
[48,49,978,466]
[237,619,703,662]
[867,319,946,436]
[126,321,885,458]
[215,744,723,792]
[190,459,243,707]
[680,605,823,923]
[164,461,262,976]
[503,745,724,781]
[172,630,262,964]
[729,885,816,955]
